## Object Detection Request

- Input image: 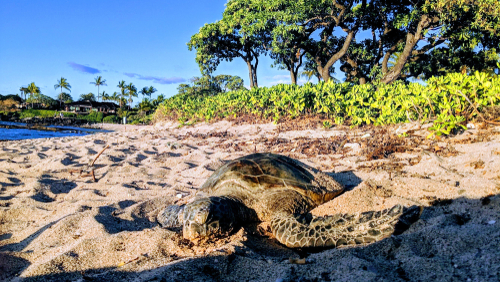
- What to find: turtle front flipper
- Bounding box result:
[157,205,185,228]
[270,205,421,248]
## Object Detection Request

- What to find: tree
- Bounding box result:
[375,0,500,84]
[26,82,41,108]
[19,86,28,101]
[139,87,149,99]
[90,76,107,101]
[188,9,270,88]
[117,80,126,108]
[126,83,137,109]
[152,94,165,108]
[148,86,157,98]
[212,74,244,92]
[271,47,307,85]
[110,91,120,103]
[54,77,71,107]
[215,0,499,85]
[57,92,73,103]
[176,75,245,97]
[138,98,153,114]
[79,92,96,101]
[34,94,57,107]
[101,91,110,101]
[222,0,370,83]
[412,47,500,79]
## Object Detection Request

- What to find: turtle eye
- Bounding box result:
[208,221,219,231]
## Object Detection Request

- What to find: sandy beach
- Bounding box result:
[1,120,499,281]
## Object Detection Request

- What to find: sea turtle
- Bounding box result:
[158,153,419,248]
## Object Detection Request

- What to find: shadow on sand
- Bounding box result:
[30,175,77,203]
[1,194,499,281]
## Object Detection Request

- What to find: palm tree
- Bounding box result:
[54,77,71,107]
[110,91,120,103]
[117,80,126,108]
[148,86,157,98]
[101,91,110,101]
[26,82,41,109]
[90,76,107,102]
[139,87,149,99]
[300,70,318,82]
[139,98,152,115]
[126,83,137,110]
[19,86,28,102]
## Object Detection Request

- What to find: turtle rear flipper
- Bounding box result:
[270,204,421,248]
[157,205,185,228]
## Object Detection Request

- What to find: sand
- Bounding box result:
[0,120,499,281]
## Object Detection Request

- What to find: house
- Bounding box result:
[64,101,119,114]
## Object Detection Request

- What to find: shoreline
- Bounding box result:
[0,121,110,142]
[0,120,499,281]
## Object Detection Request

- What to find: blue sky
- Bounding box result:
[0,0,313,104]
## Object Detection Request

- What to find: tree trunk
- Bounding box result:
[247,61,254,88]
[381,15,431,84]
[246,60,259,88]
[317,30,356,82]
[290,69,297,85]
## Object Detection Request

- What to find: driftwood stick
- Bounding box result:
[91,144,110,166]
[91,169,96,182]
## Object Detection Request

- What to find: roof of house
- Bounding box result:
[65,100,119,109]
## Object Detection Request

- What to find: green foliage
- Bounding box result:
[103,115,120,124]
[57,92,73,103]
[188,5,268,87]
[79,92,96,101]
[54,77,71,105]
[127,83,138,109]
[322,120,333,129]
[177,75,245,97]
[26,94,57,107]
[156,71,500,136]
[78,111,104,123]
[90,76,107,101]
[193,0,500,85]
[19,109,76,119]
[0,94,23,103]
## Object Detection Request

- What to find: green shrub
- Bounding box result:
[155,71,500,136]
[19,109,76,119]
[127,113,152,125]
[103,115,120,124]
[78,111,104,123]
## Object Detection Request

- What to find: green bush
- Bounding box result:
[103,115,120,124]
[127,113,152,125]
[155,71,500,136]
[19,109,76,119]
[78,111,104,123]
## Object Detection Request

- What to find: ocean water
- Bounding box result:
[0,121,105,141]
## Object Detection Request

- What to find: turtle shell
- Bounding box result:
[200,153,343,205]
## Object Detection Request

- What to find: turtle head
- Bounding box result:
[182,196,238,240]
